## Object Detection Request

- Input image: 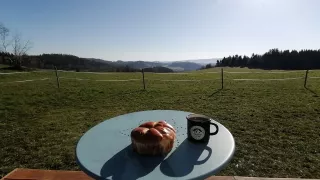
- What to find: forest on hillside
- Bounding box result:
[0,52,174,72]
[40,54,175,72]
[216,49,320,70]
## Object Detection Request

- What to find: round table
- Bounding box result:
[76,110,235,180]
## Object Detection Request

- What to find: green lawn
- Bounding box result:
[0,64,11,73]
[0,68,320,178]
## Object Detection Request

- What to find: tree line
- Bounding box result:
[143,66,173,73]
[0,51,14,57]
[39,54,141,72]
[216,49,320,70]
[39,54,174,72]
[200,63,213,70]
[0,52,174,73]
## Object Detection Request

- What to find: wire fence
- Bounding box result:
[1,68,319,91]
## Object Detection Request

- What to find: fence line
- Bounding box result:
[57,70,144,74]
[59,77,140,82]
[220,70,305,74]
[59,77,90,81]
[232,77,304,81]
[0,78,50,84]
[95,79,140,82]
[1,70,316,75]
[0,72,30,75]
[150,78,221,81]
[155,72,190,74]
[60,77,318,82]
[160,79,201,82]
[2,76,320,85]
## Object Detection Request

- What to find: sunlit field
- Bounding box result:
[1,67,319,178]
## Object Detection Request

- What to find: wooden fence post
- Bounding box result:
[142,68,146,90]
[54,66,60,88]
[221,68,224,89]
[304,69,309,88]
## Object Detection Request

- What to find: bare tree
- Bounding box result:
[12,33,32,56]
[11,32,33,67]
[0,22,33,68]
[0,23,11,52]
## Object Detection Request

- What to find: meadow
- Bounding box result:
[0,67,319,178]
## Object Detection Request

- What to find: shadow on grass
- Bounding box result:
[305,87,319,97]
[209,88,222,97]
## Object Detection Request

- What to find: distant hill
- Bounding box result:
[113,60,164,69]
[1,51,219,72]
[182,58,220,65]
[73,58,219,71]
[42,56,217,72]
[86,58,113,64]
[103,60,211,71]
[39,54,130,72]
[167,61,202,71]
[143,66,173,73]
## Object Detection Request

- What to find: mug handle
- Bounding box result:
[195,146,212,165]
[210,122,219,135]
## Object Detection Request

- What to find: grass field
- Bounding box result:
[0,64,10,73]
[0,64,8,68]
[0,67,320,178]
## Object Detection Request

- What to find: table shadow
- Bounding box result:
[100,145,165,180]
[160,139,212,177]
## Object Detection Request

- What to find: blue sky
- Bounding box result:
[1,0,319,61]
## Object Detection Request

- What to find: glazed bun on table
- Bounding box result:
[130,121,176,156]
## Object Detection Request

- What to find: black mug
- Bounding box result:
[187,114,219,142]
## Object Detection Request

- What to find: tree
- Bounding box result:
[11,33,32,68]
[205,63,212,69]
[242,55,249,67]
[217,49,320,70]
[0,22,32,68]
[215,60,220,67]
[124,65,130,72]
[0,23,11,52]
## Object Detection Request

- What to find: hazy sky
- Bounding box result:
[1,0,319,61]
